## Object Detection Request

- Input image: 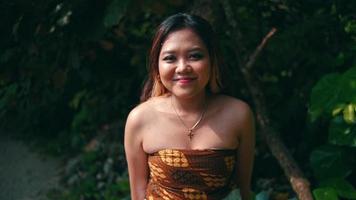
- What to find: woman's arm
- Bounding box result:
[236,104,256,200]
[124,107,149,200]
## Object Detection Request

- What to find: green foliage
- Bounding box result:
[52,137,130,200]
[310,73,343,121]
[329,115,356,147]
[313,187,339,200]
[309,67,356,198]
[104,0,130,28]
[310,145,352,179]
[320,178,356,199]
[310,67,356,122]
[309,67,356,148]
[0,0,144,154]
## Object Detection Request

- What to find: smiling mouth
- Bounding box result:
[173,77,197,83]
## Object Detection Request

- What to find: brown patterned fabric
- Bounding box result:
[145,149,237,200]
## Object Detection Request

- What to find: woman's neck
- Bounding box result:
[170,92,209,115]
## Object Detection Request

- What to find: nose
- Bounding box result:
[176,58,191,73]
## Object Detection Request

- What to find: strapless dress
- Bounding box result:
[145,148,237,200]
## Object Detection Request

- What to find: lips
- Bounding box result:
[173,76,197,84]
[173,77,197,82]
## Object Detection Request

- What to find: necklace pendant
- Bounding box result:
[171,96,207,142]
[188,129,194,140]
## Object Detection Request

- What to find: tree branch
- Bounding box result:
[220,2,314,200]
[240,24,314,200]
[244,28,277,71]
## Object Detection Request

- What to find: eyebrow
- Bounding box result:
[160,47,204,55]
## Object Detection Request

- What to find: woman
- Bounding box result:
[125,13,255,200]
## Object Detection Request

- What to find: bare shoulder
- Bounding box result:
[124,99,156,152]
[125,99,156,132]
[213,95,255,136]
[214,95,253,117]
[125,96,167,132]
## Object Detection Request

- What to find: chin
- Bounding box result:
[171,90,204,99]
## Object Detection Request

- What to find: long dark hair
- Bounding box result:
[140,13,224,102]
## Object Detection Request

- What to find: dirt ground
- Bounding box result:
[0,133,62,200]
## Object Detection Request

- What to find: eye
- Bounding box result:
[189,52,204,60]
[162,55,176,63]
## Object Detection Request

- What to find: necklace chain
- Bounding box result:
[171,96,207,140]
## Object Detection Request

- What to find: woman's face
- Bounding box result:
[158,28,211,99]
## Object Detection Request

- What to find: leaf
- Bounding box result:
[69,90,87,109]
[310,145,353,180]
[332,104,346,116]
[339,67,356,103]
[309,73,341,121]
[103,0,130,28]
[334,52,345,67]
[345,19,356,34]
[313,187,339,200]
[71,106,90,131]
[343,104,356,124]
[5,83,18,96]
[309,67,356,121]
[320,178,356,199]
[328,116,356,147]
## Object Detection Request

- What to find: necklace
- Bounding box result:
[171,96,207,140]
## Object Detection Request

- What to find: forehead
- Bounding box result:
[160,28,207,52]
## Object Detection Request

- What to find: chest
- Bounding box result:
[142,110,240,153]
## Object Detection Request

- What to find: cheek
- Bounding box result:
[158,63,175,88]
[158,63,173,77]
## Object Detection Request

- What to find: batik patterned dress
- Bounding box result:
[145,148,237,200]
